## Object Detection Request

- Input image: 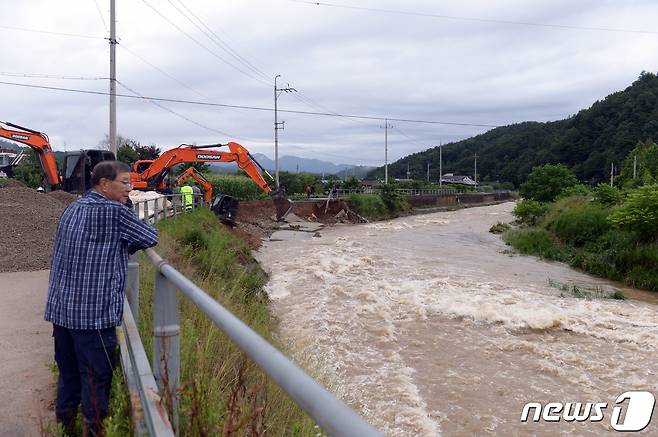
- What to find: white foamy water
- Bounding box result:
[256,203,658,436]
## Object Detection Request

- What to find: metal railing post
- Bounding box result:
[153,272,180,435]
[126,253,140,324]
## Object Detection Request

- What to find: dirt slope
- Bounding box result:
[0,181,72,273]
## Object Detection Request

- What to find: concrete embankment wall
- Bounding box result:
[405,191,514,208]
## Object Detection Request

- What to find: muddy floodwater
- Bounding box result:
[255,202,658,436]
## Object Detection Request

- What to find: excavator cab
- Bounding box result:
[61,149,116,194]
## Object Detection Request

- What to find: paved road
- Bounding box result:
[0,270,53,437]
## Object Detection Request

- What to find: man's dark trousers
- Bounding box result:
[53,324,117,435]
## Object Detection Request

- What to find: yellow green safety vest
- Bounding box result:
[180,185,194,210]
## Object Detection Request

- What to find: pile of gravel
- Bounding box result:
[0,182,70,272]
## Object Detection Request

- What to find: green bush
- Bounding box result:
[608,184,658,241]
[557,183,591,199]
[519,164,579,202]
[379,184,409,213]
[13,150,44,188]
[592,183,622,206]
[512,199,547,225]
[347,193,389,220]
[551,204,611,247]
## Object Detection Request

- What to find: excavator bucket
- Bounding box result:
[211,194,239,226]
[271,190,293,221]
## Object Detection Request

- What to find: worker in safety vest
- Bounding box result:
[180,184,194,211]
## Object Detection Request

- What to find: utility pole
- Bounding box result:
[474,152,478,188]
[274,74,296,189]
[109,0,117,156]
[439,141,442,187]
[381,119,393,184]
[427,161,430,182]
[633,155,637,179]
[407,162,410,180]
[610,162,615,187]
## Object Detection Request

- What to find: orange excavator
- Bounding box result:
[0,121,114,193]
[1,120,292,220]
[173,166,213,207]
[130,142,292,221]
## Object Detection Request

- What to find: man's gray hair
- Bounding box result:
[91,161,132,186]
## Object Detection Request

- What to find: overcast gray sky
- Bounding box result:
[2,0,657,166]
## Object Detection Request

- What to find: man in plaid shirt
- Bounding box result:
[45,161,158,436]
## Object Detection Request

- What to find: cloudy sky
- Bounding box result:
[2,0,658,166]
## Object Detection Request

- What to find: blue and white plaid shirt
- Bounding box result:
[45,191,158,329]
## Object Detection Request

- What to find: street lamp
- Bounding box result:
[274,75,296,190]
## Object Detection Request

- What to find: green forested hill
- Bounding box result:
[369,72,658,186]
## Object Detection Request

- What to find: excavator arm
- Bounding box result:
[0,121,62,189]
[132,141,292,220]
[132,142,271,193]
[173,166,213,207]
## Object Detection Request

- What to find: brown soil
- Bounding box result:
[227,199,359,250]
[0,184,68,273]
[47,190,78,205]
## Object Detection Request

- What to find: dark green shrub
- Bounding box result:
[379,184,409,213]
[347,194,388,220]
[551,204,610,246]
[512,199,548,225]
[592,183,622,206]
[519,164,578,202]
[557,184,591,199]
[608,184,658,241]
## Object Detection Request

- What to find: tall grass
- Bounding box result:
[137,209,318,436]
[346,194,389,220]
[346,192,409,220]
[205,174,271,200]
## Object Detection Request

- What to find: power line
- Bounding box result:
[0,80,500,127]
[0,24,105,39]
[93,0,110,34]
[115,80,238,138]
[118,43,209,100]
[0,72,108,80]
[169,0,272,83]
[290,0,658,36]
[139,0,271,87]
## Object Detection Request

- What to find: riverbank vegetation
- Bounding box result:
[504,152,658,292]
[347,184,410,220]
[133,209,318,435]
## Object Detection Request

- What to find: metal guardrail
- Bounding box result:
[120,195,383,437]
[394,188,459,195]
[131,192,205,224]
